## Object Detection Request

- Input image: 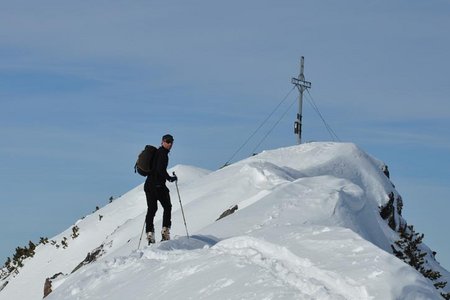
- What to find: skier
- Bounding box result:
[145,134,177,244]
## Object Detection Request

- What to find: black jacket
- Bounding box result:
[146,146,170,188]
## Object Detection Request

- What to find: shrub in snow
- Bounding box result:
[1,240,37,282]
[382,196,449,299]
[71,226,80,239]
[61,237,68,249]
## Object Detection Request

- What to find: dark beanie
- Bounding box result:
[162,134,174,142]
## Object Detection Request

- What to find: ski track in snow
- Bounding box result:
[49,235,370,300]
[212,236,370,300]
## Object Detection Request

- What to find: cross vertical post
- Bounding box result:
[291,56,312,144]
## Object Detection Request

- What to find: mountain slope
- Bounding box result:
[1,142,448,299]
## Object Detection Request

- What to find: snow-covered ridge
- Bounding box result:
[1,142,448,299]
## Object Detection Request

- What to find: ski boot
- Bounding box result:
[161,227,170,241]
[147,231,155,245]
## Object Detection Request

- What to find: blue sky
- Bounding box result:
[1,0,449,271]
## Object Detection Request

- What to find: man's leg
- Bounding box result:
[158,187,172,240]
[145,189,158,234]
[158,187,172,229]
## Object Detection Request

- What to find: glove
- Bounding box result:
[168,175,178,182]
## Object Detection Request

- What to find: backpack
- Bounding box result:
[134,145,157,176]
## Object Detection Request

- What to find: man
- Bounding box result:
[144,134,177,244]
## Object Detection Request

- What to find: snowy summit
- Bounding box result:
[1,142,449,299]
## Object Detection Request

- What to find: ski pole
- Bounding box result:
[173,172,189,239]
[137,218,146,249]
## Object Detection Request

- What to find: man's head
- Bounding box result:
[161,134,174,150]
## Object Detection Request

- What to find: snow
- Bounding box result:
[1,142,448,299]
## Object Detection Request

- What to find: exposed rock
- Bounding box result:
[43,272,63,298]
[0,280,8,293]
[382,164,390,178]
[71,244,104,274]
[216,205,238,221]
[380,192,403,231]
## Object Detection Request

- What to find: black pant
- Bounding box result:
[144,183,172,233]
